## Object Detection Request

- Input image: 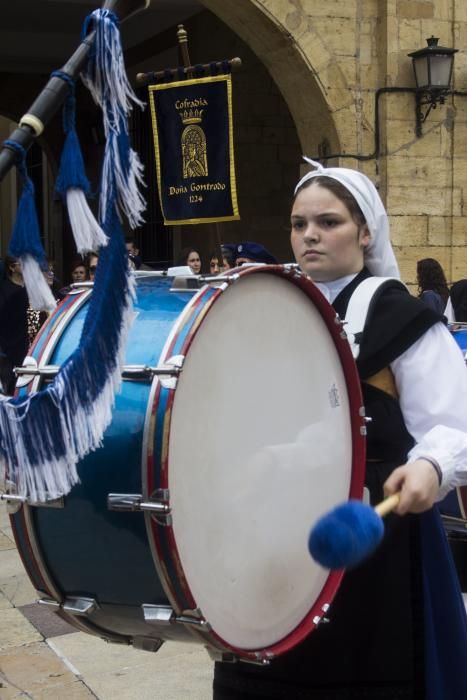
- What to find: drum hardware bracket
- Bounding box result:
[142,604,211,630]
[0,491,26,514]
[1,490,64,512]
[205,647,272,665]
[132,636,164,653]
[38,597,61,610]
[15,358,184,389]
[107,492,171,517]
[313,614,330,626]
[39,596,98,617]
[240,653,273,666]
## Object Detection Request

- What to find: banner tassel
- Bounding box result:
[54,71,107,254]
[4,139,56,312]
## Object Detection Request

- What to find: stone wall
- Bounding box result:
[201,0,467,288]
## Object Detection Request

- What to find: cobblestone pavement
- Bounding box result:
[0,501,213,699]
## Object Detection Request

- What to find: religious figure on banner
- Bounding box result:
[181,116,208,178]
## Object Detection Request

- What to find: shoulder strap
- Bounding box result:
[345,277,407,358]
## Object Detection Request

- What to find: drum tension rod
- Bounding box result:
[15,364,181,379]
[107,492,171,516]
[142,604,211,630]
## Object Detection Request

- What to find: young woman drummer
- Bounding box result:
[213,161,467,699]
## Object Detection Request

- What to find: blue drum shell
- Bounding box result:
[11,277,192,623]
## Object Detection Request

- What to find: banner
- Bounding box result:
[148,74,240,225]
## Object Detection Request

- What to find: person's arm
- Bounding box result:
[383,322,467,514]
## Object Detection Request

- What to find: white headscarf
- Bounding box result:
[294,157,400,279]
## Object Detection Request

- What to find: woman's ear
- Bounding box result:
[359,224,371,250]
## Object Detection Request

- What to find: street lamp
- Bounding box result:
[408,36,458,137]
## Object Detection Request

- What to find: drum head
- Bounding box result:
[167,270,361,651]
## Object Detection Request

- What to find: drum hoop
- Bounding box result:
[146,264,366,659]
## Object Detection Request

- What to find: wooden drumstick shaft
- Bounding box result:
[374,493,401,518]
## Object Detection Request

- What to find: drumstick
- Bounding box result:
[308,492,401,570]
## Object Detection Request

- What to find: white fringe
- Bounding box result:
[22,255,57,312]
[66,189,108,254]
[81,10,146,229]
[100,140,146,229]
[81,10,145,133]
[0,272,136,502]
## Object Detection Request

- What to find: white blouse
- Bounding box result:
[318,275,467,500]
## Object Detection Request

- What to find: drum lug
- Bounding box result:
[0,488,64,512]
[205,647,273,665]
[205,648,238,663]
[107,491,171,518]
[313,604,331,626]
[38,597,61,610]
[39,595,98,617]
[1,481,26,514]
[62,597,98,617]
[132,636,164,653]
[157,355,185,390]
[142,604,211,630]
[239,652,273,666]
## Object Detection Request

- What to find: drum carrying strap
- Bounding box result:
[344,276,406,360]
[345,276,406,399]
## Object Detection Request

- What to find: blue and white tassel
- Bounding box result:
[54,72,107,254]
[81,9,146,227]
[0,8,143,502]
[4,140,56,312]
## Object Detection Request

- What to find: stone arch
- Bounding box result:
[198,0,347,158]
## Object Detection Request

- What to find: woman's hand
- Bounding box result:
[383,459,441,515]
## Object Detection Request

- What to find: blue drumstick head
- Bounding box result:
[308,500,384,570]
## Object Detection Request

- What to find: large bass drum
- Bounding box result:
[10,265,365,662]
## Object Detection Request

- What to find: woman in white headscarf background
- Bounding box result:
[213,161,467,700]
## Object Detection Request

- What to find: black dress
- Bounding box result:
[213,269,467,700]
[0,277,29,394]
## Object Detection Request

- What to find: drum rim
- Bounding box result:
[146,264,366,660]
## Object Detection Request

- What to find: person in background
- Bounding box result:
[27,259,62,344]
[88,253,99,282]
[209,245,225,275]
[0,256,29,394]
[416,257,450,315]
[448,279,467,322]
[70,259,88,283]
[235,241,278,266]
[213,162,467,699]
[177,247,202,274]
[125,237,142,270]
[220,244,236,271]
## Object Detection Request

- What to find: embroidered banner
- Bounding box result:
[148,74,240,225]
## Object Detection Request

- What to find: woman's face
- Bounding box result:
[210,257,220,274]
[89,255,99,281]
[290,183,370,282]
[9,260,23,285]
[72,265,87,282]
[187,251,201,274]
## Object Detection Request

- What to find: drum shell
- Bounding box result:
[11,276,193,645]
